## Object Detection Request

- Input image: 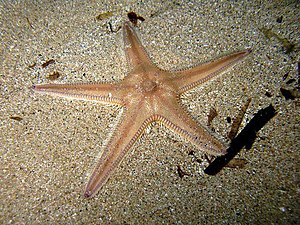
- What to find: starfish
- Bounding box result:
[33,22,251,198]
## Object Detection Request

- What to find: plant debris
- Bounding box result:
[177,165,189,178]
[28,63,36,68]
[95,11,113,21]
[41,59,55,68]
[260,27,295,54]
[10,116,23,121]
[127,12,145,26]
[26,17,34,29]
[47,71,60,80]
[227,98,251,140]
[207,107,218,126]
[225,158,247,169]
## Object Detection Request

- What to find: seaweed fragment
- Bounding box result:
[225,158,247,169]
[96,11,113,21]
[207,107,217,126]
[227,98,251,140]
[260,27,295,54]
[127,12,145,26]
[26,17,34,29]
[10,116,23,121]
[107,21,121,33]
[28,63,36,68]
[177,165,189,178]
[42,59,55,68]
[47,71,60,81]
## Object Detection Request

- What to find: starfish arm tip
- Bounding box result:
[83,189,94,199]
[32,84,38,90]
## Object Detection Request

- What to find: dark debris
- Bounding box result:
[127,12,145,26]
[41,59,55,68]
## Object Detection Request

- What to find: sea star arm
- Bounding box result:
[154,94,227,156]
[123,22,154,68]
[84,103,152,198]
[32,83,124,105]
[172,49,251,93]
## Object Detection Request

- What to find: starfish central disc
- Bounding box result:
[141,80,157,92]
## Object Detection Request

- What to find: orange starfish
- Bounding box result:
[33,22,251,198]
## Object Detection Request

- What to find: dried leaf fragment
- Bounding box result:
[10,116,23,121]
[227,98,251,140]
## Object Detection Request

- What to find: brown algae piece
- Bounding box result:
[41,59,55,68]
[227,98,251,140]
[127,12,145,26]
[207,107,218,126]
[47,71,60,81]
[225,158,247,169]
[10,116,23,121]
